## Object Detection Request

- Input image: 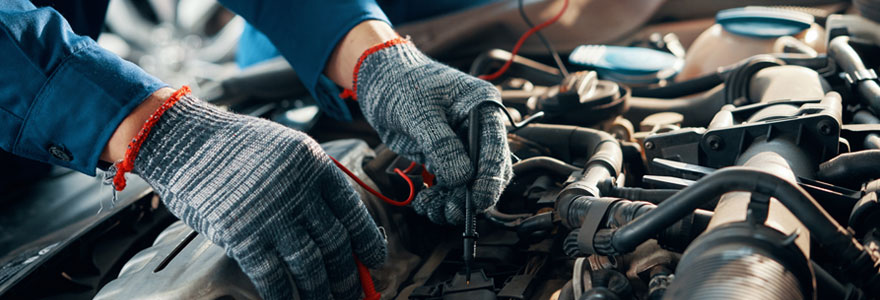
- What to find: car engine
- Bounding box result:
[3,1,880,300]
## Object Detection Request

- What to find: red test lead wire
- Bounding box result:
[354,256,381,300]
[478,0,569,81]
[329,157,416,207]
[334,159,417,300]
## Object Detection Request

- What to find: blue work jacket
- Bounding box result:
[0,0,490,178]
[0,0,392,176]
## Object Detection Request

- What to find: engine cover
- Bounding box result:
[93,221,261,300]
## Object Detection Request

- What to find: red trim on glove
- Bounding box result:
[112,86,191,191]
[338,36,409,101]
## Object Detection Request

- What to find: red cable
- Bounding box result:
[478,0,569,81]
[355,256,381,300]
[337,162,417,300]
[402,161,418,174]
[329,156,415,207]
[331,159,417,298]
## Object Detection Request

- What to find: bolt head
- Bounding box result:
[817,120,834,136]
[706,135,723,151]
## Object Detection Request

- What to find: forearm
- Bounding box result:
[325,20,398,89]
[100,88,174,163]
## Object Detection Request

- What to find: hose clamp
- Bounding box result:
[842,68,878,85]
[577,197,621,255]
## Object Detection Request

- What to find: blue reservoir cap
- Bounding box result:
[716,6,813,39]
[568,45,683,84]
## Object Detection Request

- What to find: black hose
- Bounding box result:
[609,168,840,252]
[867,135,880,149]
[512,156,582,177]
[828,36,880,114]
[605,186,678,204]
[596,167,879,294]
[813,261,849,300]
[512,124,622,227]
[817,150,880,185]
[853,110,880,124]
[859,81,880,113]
[585,269,631,299]
[513,125,627,253]
[560,196,712,255]
[853,110,880,150]
[514,124,622,200]
[514,124,621,166]
[855,0,880,23]
[515,212,554,238]
[624,86,728,127]
[630,72,723,98]
[484,205,532,227]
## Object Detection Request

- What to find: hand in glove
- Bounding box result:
[353,38,513,225]
[117,89,386,300]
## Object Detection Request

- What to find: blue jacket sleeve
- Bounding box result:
[0,0,166,175]
[218,0,390,121]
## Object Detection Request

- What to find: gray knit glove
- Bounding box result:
[132,95,386,300]
[356,40,513,225]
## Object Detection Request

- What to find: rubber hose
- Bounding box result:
[589,269,631,298]
[828,36,880,114]
[813,261,849,300]
[852,110,880,149]
[607,186,679,204]
[855,0,880,24]
[515,124,622,203]
[630,72,723,98]
[625,85,727,128]
[817,150,880,186]
[512,156,582,177]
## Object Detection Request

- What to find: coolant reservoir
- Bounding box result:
[679,6,825,80]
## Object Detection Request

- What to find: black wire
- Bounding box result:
[518,0,569,77]
[477,100,543,132]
